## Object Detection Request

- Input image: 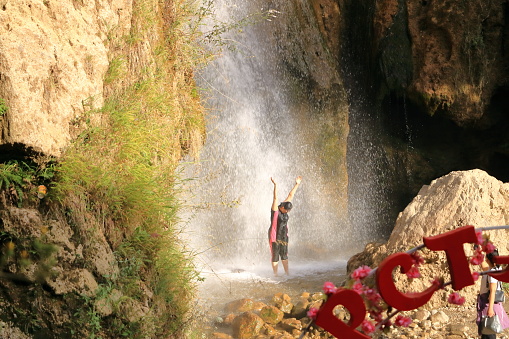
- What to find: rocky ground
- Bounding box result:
[198,288,509,339]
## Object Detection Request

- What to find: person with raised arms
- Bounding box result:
[268,176,302,276]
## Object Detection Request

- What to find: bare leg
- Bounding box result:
[272,262,279,276]
[282,259,289,275]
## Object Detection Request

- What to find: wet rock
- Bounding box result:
[220,313,236,326]
[300,292,310,299]
[262,322,277,336]
[225,298,255,313]
[212,332,232,339]
[291,296,310,318]
[272,293,293,314]
[259,305,284,325]
[252,301,267,311]
[310,292,326,301]
[280,318,303,332]
[232,312,264,339]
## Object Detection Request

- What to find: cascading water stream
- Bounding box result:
[179,0,381,313]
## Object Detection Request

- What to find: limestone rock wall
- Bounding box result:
[0,0,132,157]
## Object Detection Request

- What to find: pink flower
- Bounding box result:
[395,315,412,327]
[410,252,424,265]
[352,281,364,295]
[323,281,337,294]
[351,265,372,280]
[475,230,483,245]
[470,249,484,265]
[484,242,496,254]
[448,292,466,305]
[364,288,382,303]
[369,310,384,323]
[361,319,376,334]
[307,307,318,319]
[405,265,421,279]
[472,272,480,281]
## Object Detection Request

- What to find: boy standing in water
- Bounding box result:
[269,176,302,276]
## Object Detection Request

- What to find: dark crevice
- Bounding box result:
[0,143,46,163]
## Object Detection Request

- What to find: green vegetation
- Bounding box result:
[0,228,58,284]
[0,160,55,207]
[0,98,7,116]
[52,0,207,337]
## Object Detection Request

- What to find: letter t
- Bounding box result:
[423,225,477,290]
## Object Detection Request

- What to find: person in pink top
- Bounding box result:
[268,176,302,276]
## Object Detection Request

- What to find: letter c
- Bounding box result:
[376,252,439,311]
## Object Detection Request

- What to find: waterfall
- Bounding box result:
[181,1,364,279]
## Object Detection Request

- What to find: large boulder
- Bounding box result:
[348,169,509,309]
[231,312,264,339]
[387,169,509,251]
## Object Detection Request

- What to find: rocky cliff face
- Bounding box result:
[340,0,509,231]
[0,0,203,337]
[0,0,132,159]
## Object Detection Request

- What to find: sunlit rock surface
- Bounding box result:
[0,0,132,156]
[349,169,509,309]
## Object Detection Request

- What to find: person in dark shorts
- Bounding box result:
[268,176,302,276]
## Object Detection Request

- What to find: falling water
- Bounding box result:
[179,0,382,311]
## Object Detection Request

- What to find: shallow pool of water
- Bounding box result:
[192,259,348,324]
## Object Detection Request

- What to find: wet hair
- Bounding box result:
[279,201,293,211]
[487,248,500,267]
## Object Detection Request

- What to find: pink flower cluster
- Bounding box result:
[394,315,412,327]
[470,230,497,266]
[351,265,372,280]
[406,252,424,279]
[307,307,318,319]
[474,229,496,253]
[361,320,375,334]
[347,266,391,334]
[448,292,466,305]
[470,247,484,265]
[322,281,337,295]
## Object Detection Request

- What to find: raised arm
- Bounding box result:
[271,177,278,211]
[284,176,302,202]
